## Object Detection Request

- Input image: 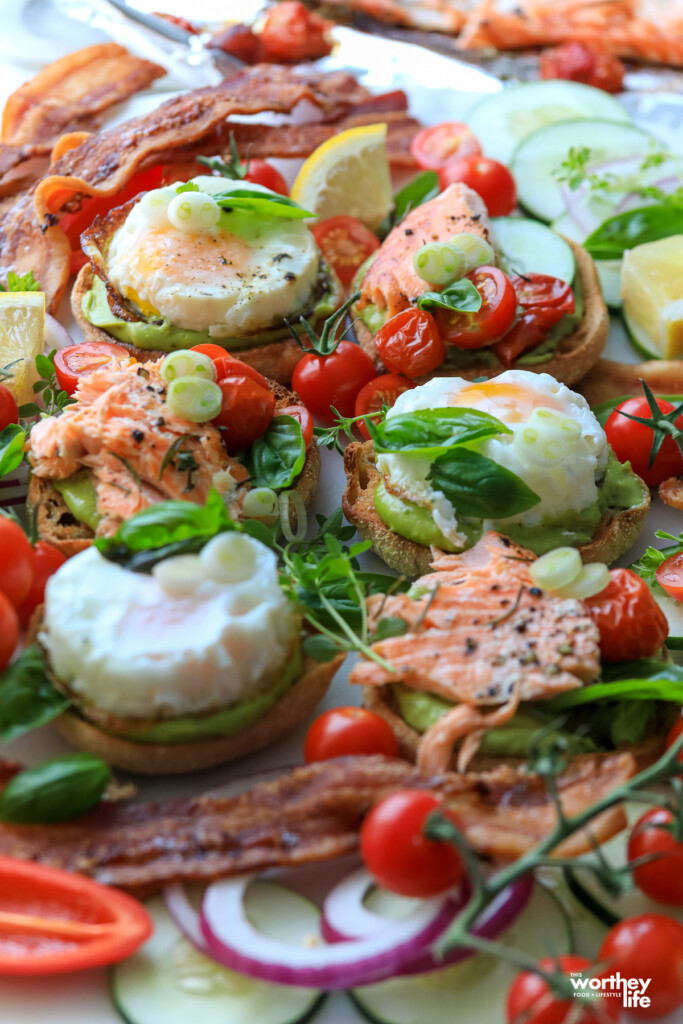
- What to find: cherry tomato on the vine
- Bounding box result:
[605,395,683,487]
[305,707,399,763]
[435,266,516,349]
[0,592,18,672]
[278,403,313,447]
[0,384,18,431]
[311,216,380,287]
[628,808,683,906]
[243,160,289,196]
[292,340,376,425]
[439,156,517,216]
[0,518,34,608]
[507,955,616,1024]
[355,373,415,440]
[409,122,481,172]
[375,308,445,377]
[54,342,131,397]
[600,914,683,1018]
[583,568,668,662]
[16,542,67,628]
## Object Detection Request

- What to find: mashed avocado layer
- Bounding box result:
[53,472,100,531]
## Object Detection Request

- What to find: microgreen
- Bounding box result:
[0,270,41,293]
[198,134,250,181]
[285,292,360,356]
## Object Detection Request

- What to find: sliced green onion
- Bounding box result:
[449,232,495,273]
[160,350,217,384]
[138,187,177,227]
[243,487,278,518]
[530,547,582,592]
[168,192,221,232]
[279,489,307,543]
[152,554,206,595]
[555,562,610,600]
[412,242,464,285]
[166,376,222,422]
[200,532,259,584]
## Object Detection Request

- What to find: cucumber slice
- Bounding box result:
[112,884,325,1024]
[350,882,570,1024]
[492,216,575,283]
[595,260,622,309]
[551,211,586,244]
[466,81,632,165]
[622,304,661,359]
[512,120,654,223]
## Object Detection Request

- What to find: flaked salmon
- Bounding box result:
[358,183,493,320]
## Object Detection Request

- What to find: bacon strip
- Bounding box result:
[0,754,633,894]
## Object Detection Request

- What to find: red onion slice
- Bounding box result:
[164,883,210,954]
[44,314,74,353]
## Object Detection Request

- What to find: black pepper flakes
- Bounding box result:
[131,429,145,442]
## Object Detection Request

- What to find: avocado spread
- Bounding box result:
[53,472,100,532]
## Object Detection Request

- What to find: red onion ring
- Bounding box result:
[44,315,74,353]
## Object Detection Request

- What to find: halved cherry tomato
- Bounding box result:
[213,355,270,391]
[292,340,376,425]
[355,373,415,440]
[0,592,18,672]
[375,308,446,377]
[278,403,313,447]
[491,313,546,368]
[213,375,275,454]
[305,707,399,763]
[409,122,481,172]
[541,41,625,94]
[605,396,683,487]
[583,568,668,662]
[436,266,517,349]
[260,1,333,63]
[0,857,152,975]
[507,955,616,1024]
[243,160,289,196]
[361,790,464,898]
[0,384,18,431]
[190,343,230,362]
[628,808,683,906]
[54,342,131,397]
[0,518,34,608]
[16,541,67,627]
[440,156,517,216]
[656,550,683,602]
[511,273,575,329]
[311,216,380,287]
[600,914,683,1018]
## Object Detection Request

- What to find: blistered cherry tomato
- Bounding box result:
[278,404,313,447]
[507,955,616,1024]
[213,375,275,454]
[311,216,380,287]
[190,343,230,362]
[512,273,575,329]
[0,592,18,672]
[375,308,445,377]
[541,41,625,94]
[0,384,18,431]
[292,340,376,425]
[355,373,415,440]
[439,156,516,216]
[436,266,516,349]
[628,808,683,906]
[605,396,683,487]
[16,542,67,627]
[583,568,668,662]
[0,518,34,608]
[213,356,270,390]
[305,707,399,763]
[54,342,130,397]
[600,914,683,1018]
[410,122,481,172]
[491,312,546,368]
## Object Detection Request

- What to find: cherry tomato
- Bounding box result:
[0,592,18,672]
[0,384,18,431]
[440,156,517,217]
[600,914,683,1018]
[292,340,376,425]
[0,518,34,608]
[491,312,547,368]
[375,308,446,377]
[54,342,131,397]
[278,404,313,447]
[507,955,616,1024]
[305,707,399,763]
[605,395,683,487]
[311,216,380,287]
[207,24,263,65]
[16,541,67,628]
[541,41,625,94]
[360,789,464,898]
[355,373,415,440]
[655,550,683,603]
[628,808,683,906]
[410,122,481,172]
[213,356,270,391]
[583,568,668,662]
[436,266,517,349]
[190,343,230,362]
[0,857,151,975]
[244,160,289,196]
[512,273,575,329]
[213,375,275,454]
[260,1,333,63]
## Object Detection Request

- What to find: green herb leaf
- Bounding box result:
[416,278,482,314]
[214,188,311,220]
[0,270,41,293]
[542,663,683,712]
[367,407,511,456]
[428,448,540,519]
[197,136,248,181]
[373,616,408,641]
[585,204,683,260]
[0,645,70,743]
[249,415,306,491]
[176,181,200,193]
[378,171,440,238]
[303,634,344,662]
[0,752,110,824]
[0,423,25,476]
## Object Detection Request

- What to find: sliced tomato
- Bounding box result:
[278,403,313,447]
[213,375,275,454]
[0,857,151,975]
[439,156,516,216]
[491,312,546,368]
[16,541,67,627]
[375,308,446,377]
[0,592,18,672]
[355,373,415,440]
[656,551,683,602]
[584,568,669,662]
[410,122,481,172]
[311,216,380,287]
[54,342,131,396]
[0,384,18,431]
[436,266,517,349]
[511,273,575,329]
[260,1,333,62]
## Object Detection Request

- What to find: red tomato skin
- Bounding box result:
[360,790,464,898]
[541,41,625,94]
[436,266,517,349]
[0,384,18,431]
[605,396,683,487]
[0,518,34,608]
[260,1,333,62]
[207,24,263,65]
[190,343,231,362]
[655,550,683,602]
[244,160,289,196]
[600,914,683,1018]
[375,309,446,378]
[278,404,314,447]
[355,373,415,440]
[583,568,668,662]
[214,357,270,391]
[292,340,376,425]
[54,342,131,396]
[311,216,380,287]
[305,707,399,763]
[0,592,18,672]
[439,156,517,216]
[491,312,546,368]
[16,542,67,628]
[667,719,683,770]
[628,808,683,906]
[213,376,275,454]
[410,122,481,172]
[511,273,575,328]
[507,956,616,1024]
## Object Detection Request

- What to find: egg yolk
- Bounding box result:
[449,381,566,423]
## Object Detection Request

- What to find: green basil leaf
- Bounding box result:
[379,171,440,237]
[96,487,232,557]
[428,448,540,518]
[373,616,409,641]
[303,634,343,662]
[416,278,482,313]
[0,645,70,742]
[368,407,510,456]
[0,423,25,476]
[0,753,110,824]
[584,204,683,260]
[542,661,683,712]
[249,415,306,490]
[214,189,312,220]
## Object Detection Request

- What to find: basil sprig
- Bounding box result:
[0,423,25,477]
[249,414,306,491]
[0,753,110,824]
[378,170,440,238]
[428,448,540,519]
[416,278,482,314]
[0,645,69,742]
[366,407,510,457]
[214,188,312,220]
[585,204,683,260]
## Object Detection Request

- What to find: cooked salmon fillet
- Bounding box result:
[358,183,493,321]
[29,360,247,537]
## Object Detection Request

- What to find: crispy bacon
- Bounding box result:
[0,754,634,894]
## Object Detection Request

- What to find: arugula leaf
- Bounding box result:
[0,423,25,477]
[0,645,70,743]
[0,753,109,824]
[428,448,540,519]
[416,278,482,314]
[366,407,511,457]
[214,189,311,220]
[378,171,440,238]
[584,205,683,260]
[249,415,305,491]
[631,531,683,596]
[0,270,41,293]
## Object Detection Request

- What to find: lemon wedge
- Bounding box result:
[622,236,683,358]
[0,291,45,406]
[291,123,392,232]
